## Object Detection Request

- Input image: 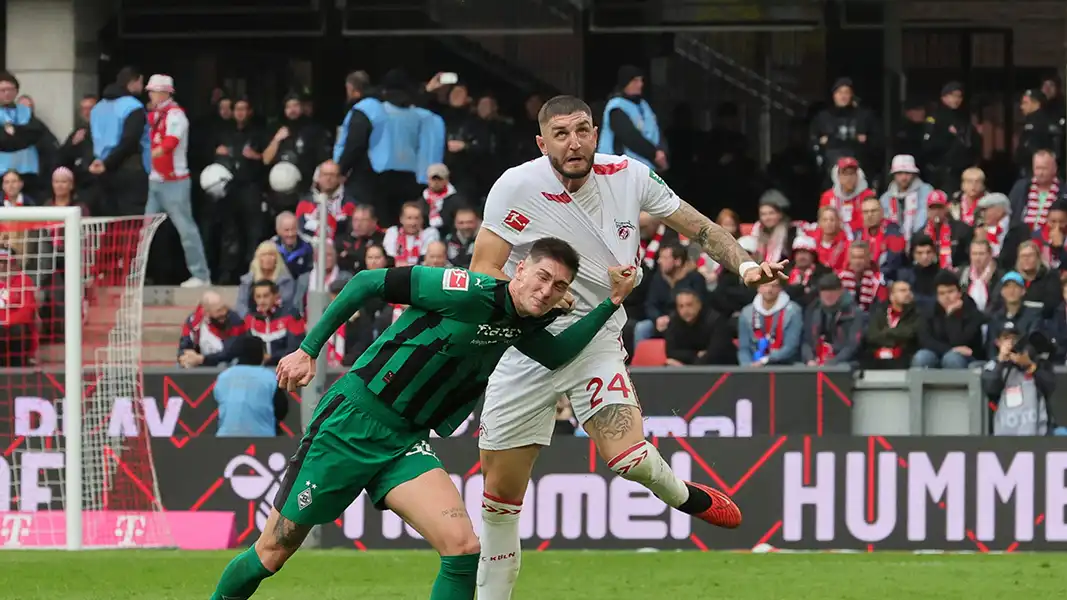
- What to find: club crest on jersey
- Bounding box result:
[615,219,636,240]
[442,268,470,291]
[503,209,530,233]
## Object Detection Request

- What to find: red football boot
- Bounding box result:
[685,481,742,529]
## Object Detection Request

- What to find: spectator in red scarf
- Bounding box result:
[244,279,306,366]
[783,235,831,309]
[976,192,1030,270]
[0,247,37,366]
[912,271,985,368]
[295,160,356,242]
[923,189,972,270]
[422,163,471,238]
[1032,200,1067,273]
[801,273,865,367]
[899,235,943,309]
[862,280,921,369]
[819,156,874,234]
[950,167,985,226]
[958,239,1002,313]
[813,205,851,271]
[880,154,934,242]
[737,279,803,366]
[750,189,799,265]
[858,196,907,281]
[1008,150,1065,233]
[334,203,384,274]
[383,200,440,267]
[837,240,888,311]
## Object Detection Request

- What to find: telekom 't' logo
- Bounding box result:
[114,515,146,547]
[1,514,32,546]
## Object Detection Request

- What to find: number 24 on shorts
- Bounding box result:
[586,372,634,409]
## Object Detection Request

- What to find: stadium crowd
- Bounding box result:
[0,63,1064,401]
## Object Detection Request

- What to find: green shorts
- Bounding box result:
[273,376,443,525]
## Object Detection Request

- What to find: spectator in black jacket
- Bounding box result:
[783,235,831,310]
[922,81,981,195]
[802,274,866,367]
[989,240,1062,319]
[56,94,97,192]
[897,235,942,312]
[1048,278,1067,365]
[912,270,986,368]
[863,280,921,369]
[810,78,878,180]
[985,271,1041,360]
[336,71,375,206]
[633,243,706,346]
[444,206,479,269]
[177,290,247,368]
[664,289,735,366]
[335,203,385,274]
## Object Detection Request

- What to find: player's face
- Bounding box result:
[513,257,573,317]
[537,112,596,180]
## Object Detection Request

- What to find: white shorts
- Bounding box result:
[478,338,639,451]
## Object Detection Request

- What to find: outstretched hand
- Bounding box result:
[742,260,790,288]
[276,349,316,392]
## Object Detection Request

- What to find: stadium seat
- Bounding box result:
[740,223,753,236]
[632,339,667,366]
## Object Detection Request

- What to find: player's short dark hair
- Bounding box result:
[537,95,593,127]
[659,242,688,263]
[233,334,266,366]
[253,279,280,294]
[527,237,580,280]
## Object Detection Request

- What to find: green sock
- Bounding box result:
[429,553,479,600]
[210,546,275,600]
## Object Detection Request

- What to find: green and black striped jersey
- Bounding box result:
[300,266,618,436]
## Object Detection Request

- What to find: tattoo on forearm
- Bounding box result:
[674,201,753,273]
[441,507,468,519]
[584,404,637,441]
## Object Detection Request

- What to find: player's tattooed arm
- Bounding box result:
[662,199,753,274]
[583,404,638,441]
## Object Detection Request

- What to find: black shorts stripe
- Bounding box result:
[272,392,347,512]
[383,267,414,305]
[379,335,449,406]
[354,311,443,386]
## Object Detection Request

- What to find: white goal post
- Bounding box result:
[0,207,170,550]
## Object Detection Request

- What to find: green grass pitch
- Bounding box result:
[3,550,1064,599]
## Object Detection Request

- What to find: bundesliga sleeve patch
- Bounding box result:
[503,209,530,233]
[442,268,470,291]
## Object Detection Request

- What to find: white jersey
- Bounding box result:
[482,153,680,339]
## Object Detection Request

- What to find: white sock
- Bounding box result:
[607,440,689,507]
[477,492,522,600]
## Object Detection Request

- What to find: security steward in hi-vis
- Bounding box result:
[334,69,446,227]
[598,65,667,172]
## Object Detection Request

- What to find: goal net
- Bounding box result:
[0,208,170,549]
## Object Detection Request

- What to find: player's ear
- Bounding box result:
[535,135,546,156]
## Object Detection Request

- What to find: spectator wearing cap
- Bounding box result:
[897,235,942,311]
[1007,150,1065,234]
[1015,89,1062,177]
[922,189,972,270]
[991,240,1062,319]
[819,156,875,234]
[422,162,470,238]
[750,190,799,265]
[144,74,210,288]
[893,98,927,161]
[977,192,1031,270]
[880,154,934,242]
[809,78,878,179]
[1033,201,1067,272]
[598,65,666,173]
[863,279,921,370]
[913,270,986,369]
[982,319,1056,437]
[951,167,986,226]
[801,273,865,367]
[985,270,1041,359]
[922,81,981,195]
[783,235,832,309]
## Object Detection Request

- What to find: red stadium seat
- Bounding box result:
[740,223,753,236]
[632,339,667,366]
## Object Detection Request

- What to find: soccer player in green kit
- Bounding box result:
[208,237,637,600]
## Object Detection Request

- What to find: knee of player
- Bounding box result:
[436,529,481,557]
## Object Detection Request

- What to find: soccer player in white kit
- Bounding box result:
[470,96,787,599]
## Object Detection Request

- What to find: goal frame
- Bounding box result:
[0,206,83,550]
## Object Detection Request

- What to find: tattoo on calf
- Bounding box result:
[584,404,636,441]
[273,515,311,550]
